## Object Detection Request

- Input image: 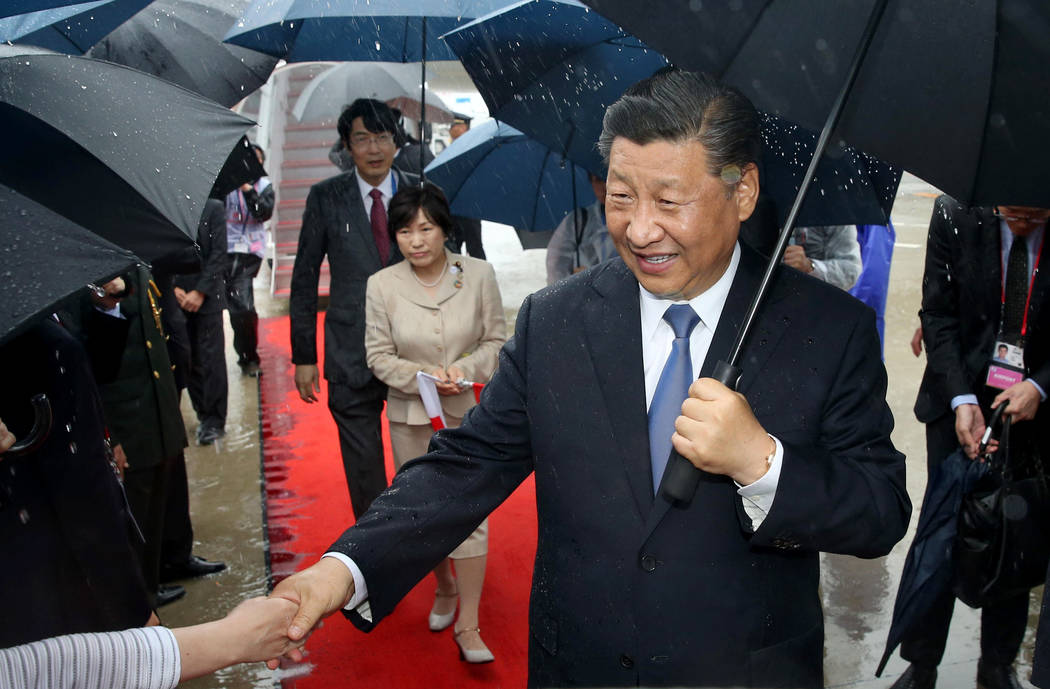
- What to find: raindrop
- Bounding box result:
[69,442,77,454]
[65,423,72,433]
[18,509,30,524]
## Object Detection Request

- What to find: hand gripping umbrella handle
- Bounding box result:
[7,394,53,457]
[658,360,742,504]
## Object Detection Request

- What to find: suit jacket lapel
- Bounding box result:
[584,261,653,518]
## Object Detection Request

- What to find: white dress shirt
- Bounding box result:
[327,242,782,617]
[355,169,395,217]
[638,243,781,530]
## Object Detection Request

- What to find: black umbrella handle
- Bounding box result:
[658,360,742,504]
[6,394,52,457]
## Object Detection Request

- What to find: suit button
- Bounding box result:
[619,654,634,669]
[640,555,657,572]
[153,371,160,379]
[434,328,440,334]
[146,340,152,349]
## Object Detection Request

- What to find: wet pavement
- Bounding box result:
[164,172,1041,688]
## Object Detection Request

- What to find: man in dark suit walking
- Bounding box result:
[174,198,229,446]
[270,70,910,687]
[290,98,416,518]
[891,198,1050,689]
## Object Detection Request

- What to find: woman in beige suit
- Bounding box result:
[365,183,506,663]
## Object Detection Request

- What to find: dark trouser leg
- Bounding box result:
[900,413,963,666]
[979,589,1030,665]
[123,461,169,598]
[226,254,262,365]
[462,219,485,260]
[161,450,194,566]
[327,380,387,519]
[186,310,228,431]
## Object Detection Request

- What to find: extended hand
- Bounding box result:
[222,597,306,664]
[0,418,14,455]
[295,364,321,403]
[783,245,814,273]
[672,378,774,485]
[955,403,988,459]
[992,380,1041,423]
[266,557,355,668]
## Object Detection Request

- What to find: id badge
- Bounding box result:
[233,241,250,254]
[986,339,1025,390]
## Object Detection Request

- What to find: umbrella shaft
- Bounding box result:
[726,0,891,367]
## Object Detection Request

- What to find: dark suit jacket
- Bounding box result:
[331,244,910,688]
[290,168,414,387]
[914,196,1050,458]
[0,321,151,648]
[173,198,227,314]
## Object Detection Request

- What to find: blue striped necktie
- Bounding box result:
[648,304,701,493]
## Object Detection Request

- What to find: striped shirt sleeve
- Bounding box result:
[0,626,181,689]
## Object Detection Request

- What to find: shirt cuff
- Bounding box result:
[951,394,979,410]
[809,258,827,282]
[1026,378,1048,401]
[321,552,372,622]
[95,303,124,319]
[736,434,783,531]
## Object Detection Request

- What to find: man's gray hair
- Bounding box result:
[598,68,761,183]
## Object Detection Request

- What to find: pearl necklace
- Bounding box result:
[411,259,447,288]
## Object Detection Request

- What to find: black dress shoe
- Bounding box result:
[196,426,225,445]
[888,664,937,689]
[156,584,186,607]
[977,660,1023,689]
[160,555,227,582]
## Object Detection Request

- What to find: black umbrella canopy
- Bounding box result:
[581,0,1050,207]
[0,45,256,261]
[89,0,279,108]
[0,183,139,345]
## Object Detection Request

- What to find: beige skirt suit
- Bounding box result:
[364,250,507,558]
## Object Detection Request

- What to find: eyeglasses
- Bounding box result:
[349,132,395,150]
[994,206,1050,223]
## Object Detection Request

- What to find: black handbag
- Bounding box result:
[953,408,1050,608]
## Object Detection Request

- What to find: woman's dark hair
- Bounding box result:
[387,183,454,242]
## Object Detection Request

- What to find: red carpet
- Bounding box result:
[258,314,536,688]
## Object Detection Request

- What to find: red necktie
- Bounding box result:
[369,188,390,265]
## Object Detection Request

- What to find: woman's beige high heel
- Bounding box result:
[428,590,458,631]
[453,627,495,663]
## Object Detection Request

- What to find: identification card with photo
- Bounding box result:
[986,340,1025,390]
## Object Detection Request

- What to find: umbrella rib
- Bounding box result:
[532,141,555,230]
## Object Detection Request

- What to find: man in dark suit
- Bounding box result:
[174,198,229,445]
[290,98,416,518]
[891,198,1050,689]
[270,70,910,687]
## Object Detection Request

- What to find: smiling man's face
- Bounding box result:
[604,136,758,300]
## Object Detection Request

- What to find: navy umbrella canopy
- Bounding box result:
[442,0,900,226]
[581,0,1050,207]
[223,0,510,62]
[0,0,150,54]
[88,0,279,108]
[424,119,596,231]
[0,45,257,261]
[0,183,139,346]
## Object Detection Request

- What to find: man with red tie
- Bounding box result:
[290,98,418,517]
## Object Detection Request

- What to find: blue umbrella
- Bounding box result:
[442,0,900,227]
[1,1,104,19]
[0,0,150,54]
[224,0,509,62]
[424,119,596,231]
[225,0,509,176]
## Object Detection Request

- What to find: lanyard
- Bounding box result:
[999,231,1045,339]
